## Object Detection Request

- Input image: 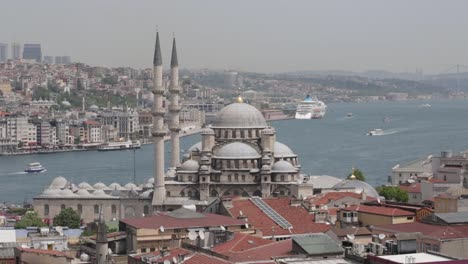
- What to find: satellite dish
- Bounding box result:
[245,223,249,228]
[347,234,355,241]
[378,233,386,240]
[173,257,178,264]
[164,260,171,264]
[108,248,113,254]
[56,226,64,236]
[159,226,165,232]
[188,230,197,240]
[239,210,243,216]
[220,226,226,231]
[142,213,145,217]
[199,230,205,240]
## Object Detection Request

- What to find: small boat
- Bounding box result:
[24,162,46,173]
[418,103,431,108]
[346,113,353,118]
[367,129,384,136]
[98,140,141,151]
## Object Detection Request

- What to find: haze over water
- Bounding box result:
[1,100,467,203]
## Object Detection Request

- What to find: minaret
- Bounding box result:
[169,37,181,168]
[95,208,108,264]
[151,32,167,206]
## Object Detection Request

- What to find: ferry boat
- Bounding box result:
[346,113,353,118]
[98,140,141,151]
[24,162,46,173]
[295,95,327,119]
[367,129,384,136]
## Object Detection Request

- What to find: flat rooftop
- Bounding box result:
[377,253,452,263]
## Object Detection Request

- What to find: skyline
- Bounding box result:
[1,0,468,73]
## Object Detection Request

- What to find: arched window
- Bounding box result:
[61,204,66,211]
[144,206,149,215]
[233,190,240,196]
[181,191,185,197]
[232,130,237,138]
[111,205,116,215]
[234,174,239,181]
[211,189,218,197]
[280,175,285,182]
[279,190,285,196]
[188,190,193,197]
[44,204,49,216]
[224,130,228,138]
[188,176,193,182]
[195,191,200,198]
[241,175,246,182]
[228,175,232,182]
[241,130,245,138]
[248,130,252,138]
[166,191,171,197]
[94,205,99,214]
[77,204,83,215]
[242,191,249,197]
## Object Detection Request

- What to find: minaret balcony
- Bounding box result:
[169,105,182,112]
[152,87,165,95]
[152,109,166,116]
[169,126,181,132]
[169,86,181,93]
[152,130,167,137]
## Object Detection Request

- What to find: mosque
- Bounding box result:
[33,32,378,223]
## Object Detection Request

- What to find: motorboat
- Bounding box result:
[24,162,46,173]
[367,129,384,136]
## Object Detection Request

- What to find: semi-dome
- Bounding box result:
[201,128,215,134]
[274,142,296,158]
[76,189,92,197]
[124,183,138,190]
[49,176,68,189]
[212,103,267,128]
[332,179,379,198]
[92,189,109,197]
[214,142,260,159]
[188,142,202,152]
[93,182,108,190]
[180,160,200,172]
[41,188,60,196]
[78,182,93,190]
[139,189,153,198]
[271,160,296,173]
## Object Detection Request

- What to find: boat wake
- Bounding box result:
[370,129,406,136]
[0,171,27,176]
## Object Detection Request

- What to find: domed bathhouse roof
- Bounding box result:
[274,142,296,158]
[214,142,260,159]
[75,189,92,197]
[49,176,68,189]
[212,103,268,128]
[78,182,93,190]
[109,183,125,190]
[92,189,110,198]
[179,160,200,172]
[124,183,140,190]
[58,188,77,197]
[40,188,61,197]
[271,160,297,173]
[93,182,109,190]
[332,179,380,199]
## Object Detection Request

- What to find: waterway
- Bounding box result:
[1,99,467,203]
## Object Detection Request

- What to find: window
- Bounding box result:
[141,248,147,253]
[60,204,66,211]
[234,174,239,181]
[444,175,447,181]
[144,206,149,215]
[264,177,267,181]
[188,176,193,182]
[279,190,285,196]
[241,130,245,138]
[280,175,285,181]
[77,204,83,215]
[150,248,155,252]
[202,177,206,182]
[233,190,240,196]
[94,205,99,214]
[228,175,232,181]
[248,130,252,138]
[232,130,236,138]
[188,190,192,197]
[407,216,414,220]
[242,175,246,181]
[181,191,185,197]
[44,204,49,216]
[166,191,171,197]
[111,205,116,215]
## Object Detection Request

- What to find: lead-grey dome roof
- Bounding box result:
[78,182,93,190]
[332,179,379,198]
[274,142,296,158]
[212,103,267,128]
[49,176,68,189]
[214,142,260,159]
[272,160,297,173]
[180,160,200,172]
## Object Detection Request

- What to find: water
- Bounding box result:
[1,100,467,203]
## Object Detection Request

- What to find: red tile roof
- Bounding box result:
[219,239,293,262]
[228,197,330,236]
[212,233,275,253]
[305,192,364,205]
[372,222,468,240]
[398,183,421,193]
[120,212,245,229]
[16,247,73,259]
[131,248,192,263]
[183,253,231,264]
[341,205,414,217]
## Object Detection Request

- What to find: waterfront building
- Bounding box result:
[390,156,433,185]
[11,42,21,60]
[0,43,7,62]
[23,44,42,62]
[100,110,140,140]
[337,205,415,228]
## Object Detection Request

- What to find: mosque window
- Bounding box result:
[111,205,116,215]
[264,177,267,181]
[188,190,193,197]
[144,206,149,215]
[202,177,206,182]
[234,160,239,168]
[228,175,232,181]
[188,176,193,182]
[195,191,200,197]
[242,175,246,182]
[280,175,285,182]
[44,205,49,216]
[181,191,185,197]
[234,174,239,181]
[248,130,252,138]
[232,130,237,138]
[233,190,240,196]
[94,205,99,214]
[166,191,171,197]
[241,130,245,138]
[61,204,66,211]
[224,131,228,138]
[77,204,83,214]
[279,190,285,196]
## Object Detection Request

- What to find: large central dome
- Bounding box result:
[212,103,267,128]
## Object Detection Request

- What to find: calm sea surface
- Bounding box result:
[1,100,467,203]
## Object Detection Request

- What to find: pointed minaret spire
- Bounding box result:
[153,32,162,66]
[170,37,178,67]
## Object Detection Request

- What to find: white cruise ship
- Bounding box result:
[98,140,141,151]
[295,95,327,119]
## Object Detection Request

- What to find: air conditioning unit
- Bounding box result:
[372,235,379,243]
[369,242,377,254]
[385,241,394,254]
[376,244,384,255]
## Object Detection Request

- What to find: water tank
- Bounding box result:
[80,253,90,261]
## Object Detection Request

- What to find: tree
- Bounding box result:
[53,208,81,228]
[377,186,409,202]
[15,211,47,229]
[347,168,366,181]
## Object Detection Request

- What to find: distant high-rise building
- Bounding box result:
[0,43,8,62]
[23,44,42,62]
[54,56,62,64]
[11,43,21,60]
[61,56,71,65]
[224,71,238,88]
[43,56,54,64]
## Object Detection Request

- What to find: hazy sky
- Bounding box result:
[1,0,468,73]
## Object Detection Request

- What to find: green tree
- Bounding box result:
[53,208,81,228]
[347,168,366,181]
[377,186,409,202]
[15,211,47,229]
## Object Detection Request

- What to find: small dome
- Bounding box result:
[78,182,93,190]
[180,160,200,172]
[76,189,92,197]
[274,142,296,158]
[201,156,210,162]
[92,189,109,197]
[41,188,60,196]
[124,183,138,190]
[201,128,215,135]
[93,182,108,190]
[200,165,209,171]
[139,189,153,198]
[261,164,271,170]
[147,178,155,183]
[109,183,124,190]
[90,104,99,110]
[49,176,68,189]
[271,160,296,173]
[212,103,267,128]
[332,180,380,198]
[59,189,77,197]
[214,142,260,159]
[166,168,176,178]
[188,142,202,152]
[261,127,274,135]
[61,100,71,107]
